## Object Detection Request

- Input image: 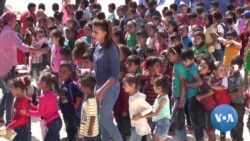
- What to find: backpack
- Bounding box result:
[218,23,228,51]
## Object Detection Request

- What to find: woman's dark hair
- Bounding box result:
[11,76,31,91]
[80,74,96,91]
[204,13,213,27]
[154,76,170,93]
[54,12,64,22]
[38,3,46,11]
[123,73,141,90]
[51,29,65,46]
[40,72,62,96]
[52,3,59,11]
[92,19,113,48]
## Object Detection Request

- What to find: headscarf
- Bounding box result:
[0,11,17,32]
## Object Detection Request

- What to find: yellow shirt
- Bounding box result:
[80,98,99,137]
[204,26,216,53]
[223,44,239,66]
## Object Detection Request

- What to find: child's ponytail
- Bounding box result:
[11,75,31,91]
[39,72,62,96]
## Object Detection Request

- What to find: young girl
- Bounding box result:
[50,29,64,76]
[123,73,152,141]
[20,72,62,141]
[79,75,99,140]
[166,46,187,141]
[155,30,168,55]
[203,13,217,55]
[81,23,93,45]
[126,20,137,48]
[59,61,83,141]
[164,19,178,47]
[197,57,216,141]
[210,61,231,141]
[133,76,171,141]
[7,76,31,141]
[145,22,157,48]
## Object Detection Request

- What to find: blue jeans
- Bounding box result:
[214,49,224,61]
[44,117,62,141]
[0,67,15,124]
[186,97,204,141]
[172,98,187,141]
[96,81,122,141]
[14,123,31,141]
[129,127,141,141]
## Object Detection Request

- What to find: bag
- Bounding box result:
[40,119,48,139]
[191,100,206,127]
[171,108,185,130]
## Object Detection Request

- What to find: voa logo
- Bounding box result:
[211,104,238,132]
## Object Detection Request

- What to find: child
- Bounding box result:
[228,55,245,141]
[82,48,95,71]
[108,3,116,20]
[181,49,204,141]
[126,20,137,48]
[113,28,126,45]
[188,13,197,37]
[170,33,183,49]
[133,76,171,141]
[119,45,132,64]
[113,65,130,141]
[203,13,217,54]
[123,73,152,141]
[166,46,187,141]
[20,72,62,141]
[153,16,162,30]
[7,76,31,141]
[64,27,77,50]
[196,57,216,141]
[53,12,64,32]
[218,30,242,71]
[81,23,93,45]
[79,75,99,140]
[128,8,144,32]
[179,24,193,49]
[29,29,49,82]
[210,61,231,140]
[135,30,148,61]
[72,40,89,66]
[196,6,204,27]
[59,61,83,141]
[77,19,87,39]
[155,31,168,54]
[126,55,141,74]
[169,3,178,21]
[145,22,157,48]
[177,1,189,25]
[164,19,178,47]
[192,31,209,57]
[50,29,64,76]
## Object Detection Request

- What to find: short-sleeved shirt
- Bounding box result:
[204,26,216,53]
[228,72,244,103]
[172,62,186,98]
[199,76,216,110]
[51,44,62,73]
[182,37,193,48]
[80,98,99,137]
[152,95,171,122]
[223,44,239,66]
[185,63,199,99]
[126,34,137,48]
[135,17,144,32]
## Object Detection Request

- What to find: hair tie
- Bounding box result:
[20,76,26,85]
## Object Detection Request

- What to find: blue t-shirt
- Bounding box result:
[93,42,120,86]
[182,36,193,48]
[59,79,82,115]
[185,63,199,98]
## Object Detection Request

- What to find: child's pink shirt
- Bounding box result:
[51,44,62,73]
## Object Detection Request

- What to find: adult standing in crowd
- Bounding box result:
[0,11,49,124]
[92,18,123,141]
[20,2,36,35]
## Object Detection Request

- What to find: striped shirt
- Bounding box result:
[80,98,99,137]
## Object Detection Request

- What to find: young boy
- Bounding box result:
[181,49,203,140]
[126,55,141,74]
[128,8,144,32]
[136,30,149,61]
[188,12,198,37]
[169,3,178,21]
[228,55,245,141]
[177,2,189,25]
[179,24,193,48]
[108,3,116,20]
[82,48,95,71]
[79,75,99,140]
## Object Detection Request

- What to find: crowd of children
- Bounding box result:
[1,0,250,141]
